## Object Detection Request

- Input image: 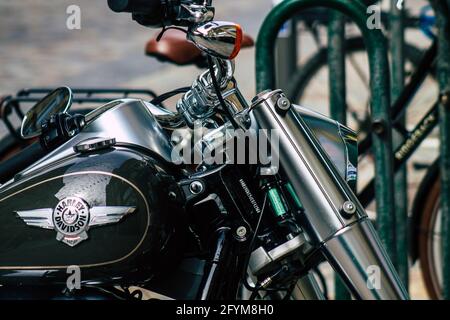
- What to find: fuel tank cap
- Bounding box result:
[74,137,116,153]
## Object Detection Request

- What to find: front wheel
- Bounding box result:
[414,159,442,299]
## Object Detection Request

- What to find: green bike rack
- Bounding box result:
[326,0,409,298]
[327,10,350,300]
[328,10,347,126]
[430,0,450,300]
[256,0,398,295]
[389,0,409,290]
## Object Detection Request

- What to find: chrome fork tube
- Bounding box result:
[322,218,406,299]
[250,89,408,300]
[291,272,326,300]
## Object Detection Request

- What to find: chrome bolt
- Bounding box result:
[342,201,357,217]
[240,114,252,129]
[189,181,204,194]
[171,134,183,145]
[277,96,291,111]
[168,191,177,201]
[236,226,247,238]
[372,119,386,135]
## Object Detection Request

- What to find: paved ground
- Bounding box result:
[0,0,440,299]
[0,0,271,94]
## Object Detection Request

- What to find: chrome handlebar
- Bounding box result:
[176,1,215,24]
[176,58,249,128]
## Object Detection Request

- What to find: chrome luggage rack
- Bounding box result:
[0,87,158,153]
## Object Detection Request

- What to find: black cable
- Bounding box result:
[130,288,143,300]
[313,267,329,299]
[150,87,190,106]
[156,26,188,42]
[282,282,297,301]
[207,56,239,128]
[249,285,261,300]
[248,266,292,300]
[241,195,268,293]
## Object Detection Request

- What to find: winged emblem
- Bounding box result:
[16,197,136,247]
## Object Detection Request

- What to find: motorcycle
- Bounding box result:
[0,0,408,300]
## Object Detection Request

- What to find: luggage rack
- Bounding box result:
[0,87,158,141]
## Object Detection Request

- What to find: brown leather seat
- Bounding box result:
[145,29,255,66]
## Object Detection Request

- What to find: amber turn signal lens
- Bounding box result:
[229,24,243,60]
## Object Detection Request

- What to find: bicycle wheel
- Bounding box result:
[286,37,425,136]
[413,159,442,299]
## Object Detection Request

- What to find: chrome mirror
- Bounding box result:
[188,21,243,60]
[20,86,73,139]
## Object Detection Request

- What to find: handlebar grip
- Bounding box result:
[0,142,47,184]
[107,0,162,14]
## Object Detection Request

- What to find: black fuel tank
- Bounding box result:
[0,145,183,286]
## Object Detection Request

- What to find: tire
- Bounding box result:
[413,159,442,299]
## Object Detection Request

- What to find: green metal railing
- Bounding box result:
[389,0,409,290]
[327,10,349,300]
[256,0,397,295]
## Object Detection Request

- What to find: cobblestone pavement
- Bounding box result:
[0,0,270,94]
[0,0,440,299]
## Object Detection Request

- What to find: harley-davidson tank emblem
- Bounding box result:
[16,196,136,247]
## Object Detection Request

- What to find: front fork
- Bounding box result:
[250,89,408,300]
